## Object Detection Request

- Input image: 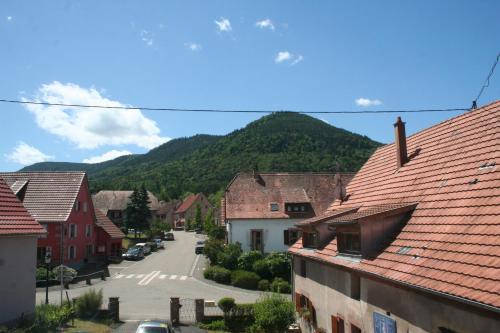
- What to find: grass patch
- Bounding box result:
[66,319,112,333]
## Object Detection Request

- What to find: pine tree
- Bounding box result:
[125,185,151,238]
[194,204,203,230]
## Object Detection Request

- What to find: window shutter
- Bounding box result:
[284,229,290,245]
[294,293,301,311]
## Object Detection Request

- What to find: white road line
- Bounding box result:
[126,274,135,279]
[139,271,160,286]
[137,271,155,285]
[136,274,145,278]
[180,276,187,281]
[159,275,167,279]
[115,274,124,279]
[189,254,201,276]
[169,275,177,280]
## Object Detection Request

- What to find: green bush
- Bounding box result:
[225,304,255,332]
[266,252,291,281]
[252,259,272,280]
[238,251,264,271]
[52,265,77,284]
[199,319,226,331]
[204,265,231,284]
[35,303,74,329]
[203,239,224,265]
[271,278,291,294]
[218,297,236,314]
[258,279,270,291]
[231,270,260,290]
[36,267,55,281]
[253,294,295,333]
[217,243,243,270]
[75,289,103,318]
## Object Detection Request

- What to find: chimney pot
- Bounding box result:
[394,117,408,168]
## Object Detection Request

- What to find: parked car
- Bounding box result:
[135,242,151,255]
[195,240,205,254]
[165,232,175,241]
[122,247,144,260]
[195,227,202,234]
[136,321,172,333]
[154,238,164,249]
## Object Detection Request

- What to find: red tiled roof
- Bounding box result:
[94,208,125,239]
[92,190,160,213]
[295,206,360,226]
[290,101,500,310]
[328,203,417,225]
[175,193,202,214]
[0,176,46,236]
[225,172,354,219]
[0,172,86,223]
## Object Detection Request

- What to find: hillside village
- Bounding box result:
[0,102,499,332]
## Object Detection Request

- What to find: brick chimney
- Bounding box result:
[394,117,408,168]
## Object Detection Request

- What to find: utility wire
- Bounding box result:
[472,51,500,109]
[0,99,468,114]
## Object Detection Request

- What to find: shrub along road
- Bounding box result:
[35,231,261,321]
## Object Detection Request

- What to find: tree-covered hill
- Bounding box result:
[21,112,381,200]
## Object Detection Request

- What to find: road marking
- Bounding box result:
[136,274,145,278]
[180,275,187,281]
[115,274,124,279]
[139,271,160,286]
[159,275,168,279]
[126,274,135,279]
[189,254,201,276]
[169,275,177,280]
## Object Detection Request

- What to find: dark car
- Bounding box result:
[195,240,205,254]
[136,321,172,333]
[122,247,144,260]
[165,232,175,241]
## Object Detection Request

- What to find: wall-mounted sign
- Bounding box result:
[373,312,396,333]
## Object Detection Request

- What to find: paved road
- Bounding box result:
[36,231,261,321]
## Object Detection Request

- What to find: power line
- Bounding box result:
[0,98,468,114]
[472,51,500,109]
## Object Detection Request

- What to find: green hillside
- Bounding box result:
[22,112,381,200]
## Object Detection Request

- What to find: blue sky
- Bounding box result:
[1,0,499,171]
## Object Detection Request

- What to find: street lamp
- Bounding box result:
[44,253,51,304]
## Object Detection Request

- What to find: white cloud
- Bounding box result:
[140,30,153,46]
[6,142,53,165]
[185,42,202,51]
[355,98,383,107]
[23,81,169,150]
[7,16,12,21]
[275,51,303,65]
[83,150,132,164]
[215,17,232,32]
[256,19,275,31]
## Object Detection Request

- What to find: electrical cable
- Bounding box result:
[472,52,500,109]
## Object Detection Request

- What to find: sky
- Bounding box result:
[0,0,499,171]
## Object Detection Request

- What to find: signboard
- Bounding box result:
[373,312,396,333]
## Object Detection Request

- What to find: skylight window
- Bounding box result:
[270,203,279,211]
[397,246,412,254]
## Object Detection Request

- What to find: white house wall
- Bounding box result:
[227,218,302,252]
[0,236,38,325]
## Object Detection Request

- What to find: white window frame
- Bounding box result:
[70,224,77,238]
[68,245,76,259]
[74,201,80,212]
[85,224,92,238]
[46,246,52,257]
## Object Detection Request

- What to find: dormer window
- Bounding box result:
[302,231,318,248]
[270,203,279,211]
[285,203,309,213]
[338,231,361,255]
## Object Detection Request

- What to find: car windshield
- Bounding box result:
[137,326,169,333]
[128,248,139,254]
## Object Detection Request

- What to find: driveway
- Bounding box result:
[36,231,262,320]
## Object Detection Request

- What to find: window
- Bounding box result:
[83,202,88,213]
[351,324,361,333]
[350,273,360,300]
[68,245,76,259]
[69,224,77,238]
[286,204,308,213]
[251,230,263,252]
[300,259,307,277]
[302,231,318,248]
[74,201,80,212]
[270,203,279,211]
[339,231,361,254]
[86,244,93,257]
[37,247,47,262]
[284,229,301,245]
[85,225,92,237]
[40,223,48,238]
[331,315,345,333]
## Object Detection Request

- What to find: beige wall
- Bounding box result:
[0,236,38,325]
[293,256,500,333]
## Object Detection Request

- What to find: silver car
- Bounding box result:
[136,321,172,333]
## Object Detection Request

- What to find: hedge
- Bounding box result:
[271,278,291,294]
[258,279,270,291]
[204,265,231,284]
[231,270,260,290]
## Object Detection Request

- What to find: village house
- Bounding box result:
[94,208,125,260]
[289,101,500,333]
[222,172,354,253]
[174,193,212,229]
[0,172,98,269]
[92,190,160,227]
[0,176,46,325]
[155,199,181,229]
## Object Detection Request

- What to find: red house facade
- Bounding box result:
[94,208,125,259]
[0,172,108,269]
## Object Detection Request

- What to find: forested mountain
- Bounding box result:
[21,112,381,200]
